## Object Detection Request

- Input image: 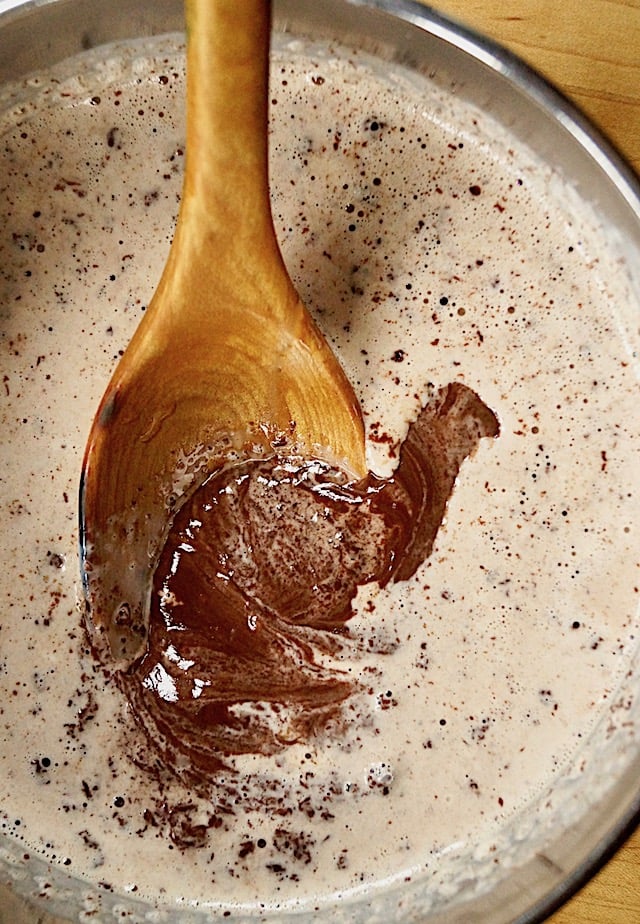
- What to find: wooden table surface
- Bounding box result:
[425,2,640,922]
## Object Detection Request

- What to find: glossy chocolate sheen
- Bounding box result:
[121,383,499,779]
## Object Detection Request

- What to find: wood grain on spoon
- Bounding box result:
[80,0,366,668]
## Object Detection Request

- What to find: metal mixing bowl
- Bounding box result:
[0,1,639,922]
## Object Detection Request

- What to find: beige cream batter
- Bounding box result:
[0,31,639,921]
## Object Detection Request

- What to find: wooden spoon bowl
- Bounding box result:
[79,0,366,669]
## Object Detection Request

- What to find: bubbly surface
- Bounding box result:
[0,32,639,920]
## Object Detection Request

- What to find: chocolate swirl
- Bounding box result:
[119,383,499,779]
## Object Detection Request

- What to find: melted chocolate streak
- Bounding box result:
[120,383,499,778]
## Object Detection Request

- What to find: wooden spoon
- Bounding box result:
[79,0,366,669]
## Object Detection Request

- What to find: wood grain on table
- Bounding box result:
[427,0,640,174]
[426,2,640,922]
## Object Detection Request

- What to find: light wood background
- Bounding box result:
[427,0,640,173]
[425,2,640,922]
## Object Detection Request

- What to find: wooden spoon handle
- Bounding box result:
[177,0,286,290]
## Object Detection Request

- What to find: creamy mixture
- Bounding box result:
[0,32,639,921]
[123,383,498,784]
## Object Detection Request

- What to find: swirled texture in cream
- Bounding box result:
[120,383,499,778]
